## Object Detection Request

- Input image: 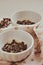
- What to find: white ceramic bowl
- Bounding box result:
[0,29,34,62]
[34,26,43,40]
[0,18,14,32]
[11,10,42,29]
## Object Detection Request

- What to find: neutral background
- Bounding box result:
[0,0,43,18]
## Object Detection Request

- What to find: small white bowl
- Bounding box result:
[11,10,42,29]
[0,18,14,32]
[0,29,34,62]
[34,26,43,40]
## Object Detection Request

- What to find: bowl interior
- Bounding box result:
[12,11,41,24]
[0,29,33,53]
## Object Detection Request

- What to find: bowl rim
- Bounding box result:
[0,29,34,55]
[11,10,42,27]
